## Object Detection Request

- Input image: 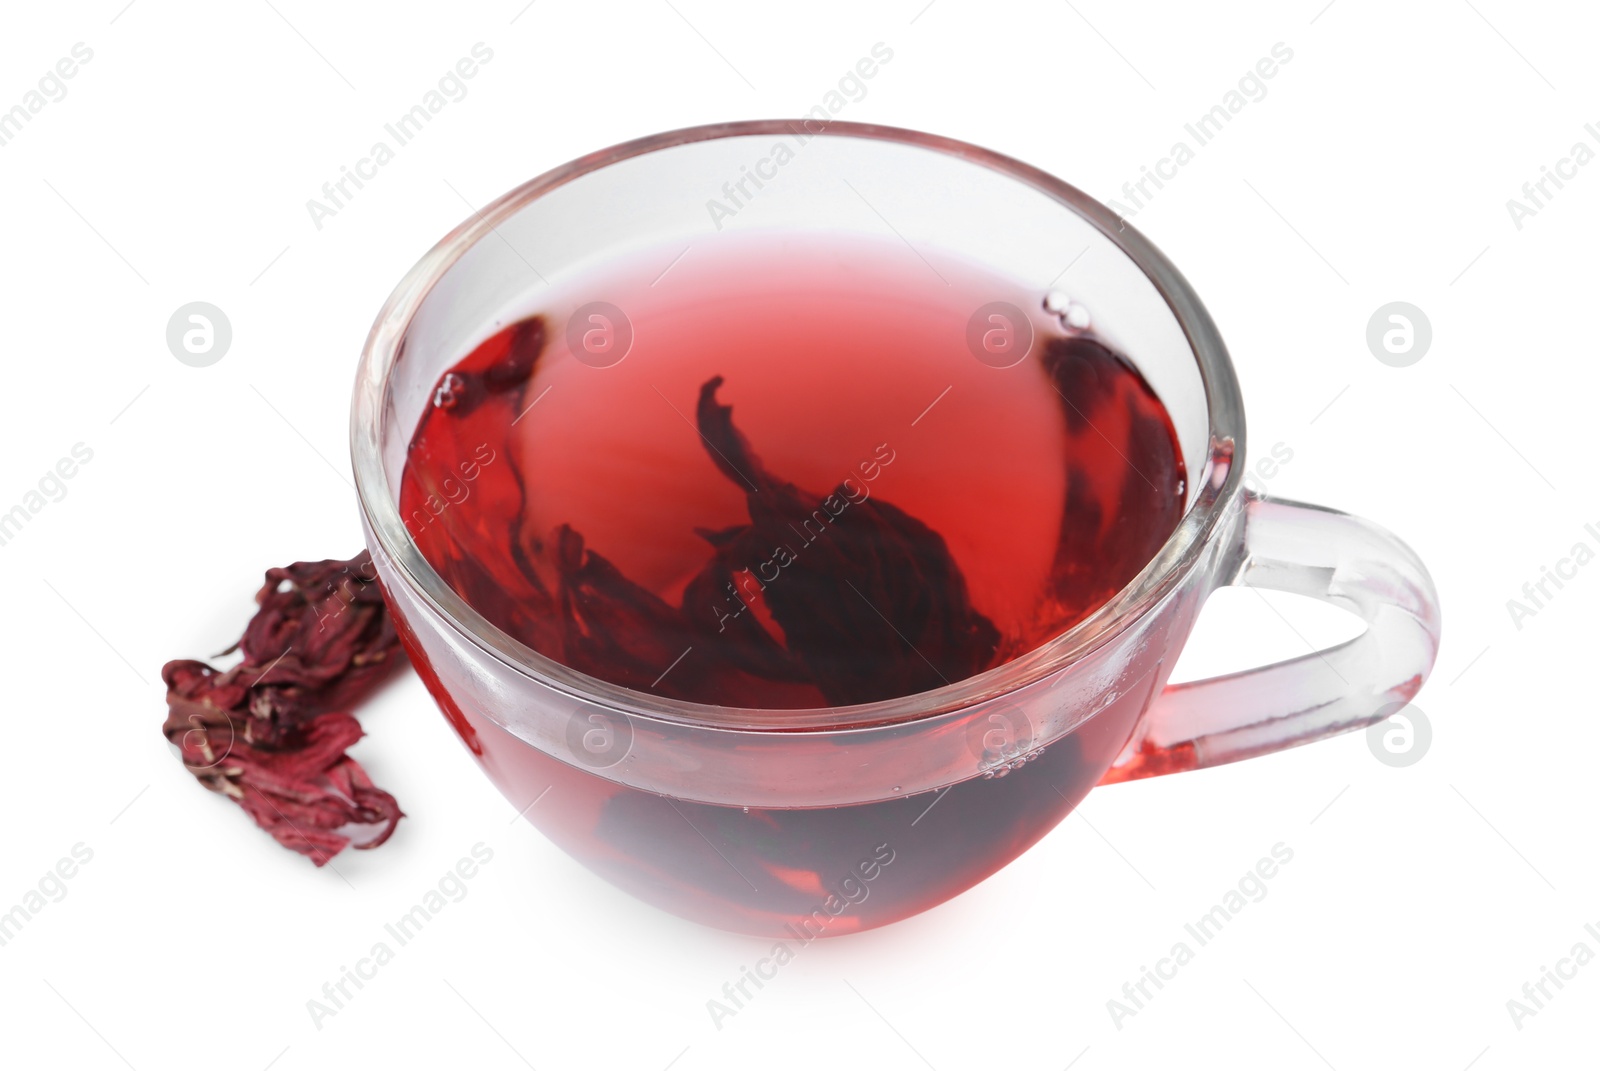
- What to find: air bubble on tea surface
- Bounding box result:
[1042,290,1091,331]
[433,373,465,409]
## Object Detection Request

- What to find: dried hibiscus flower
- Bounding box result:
[162,552,404,866]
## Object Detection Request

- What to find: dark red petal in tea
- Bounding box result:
[694,377,1000,705]
[548,524,703,692]
[1040,336,1186,628]
[1040,334,1121,436]
[162,552,405,867]
[680,524,810,685]
[405,316,564,655]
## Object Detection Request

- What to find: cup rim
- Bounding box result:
[350,119,1246,733]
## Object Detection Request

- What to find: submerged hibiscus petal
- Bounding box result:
[690,376,999,704]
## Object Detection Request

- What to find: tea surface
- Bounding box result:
[400,232,1186,709]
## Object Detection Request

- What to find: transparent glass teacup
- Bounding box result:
[350,121,1441,937]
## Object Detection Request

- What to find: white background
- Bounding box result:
[1,1,1595,1068]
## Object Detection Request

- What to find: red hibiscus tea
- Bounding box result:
[397,231,1187,933]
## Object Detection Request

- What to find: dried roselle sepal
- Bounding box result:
[169,705,401,866]
[162,551,405,867]
[230,552,402,710]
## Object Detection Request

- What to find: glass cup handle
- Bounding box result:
[1102,489,1442,783]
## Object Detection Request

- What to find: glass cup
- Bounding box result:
[350,121,1441,937]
